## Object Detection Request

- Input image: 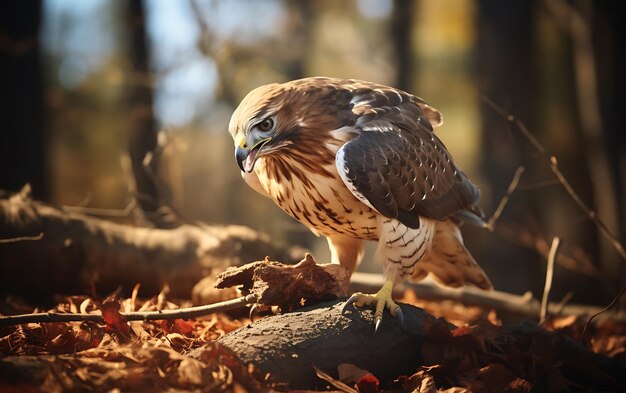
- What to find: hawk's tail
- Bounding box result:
[411,219,492,290]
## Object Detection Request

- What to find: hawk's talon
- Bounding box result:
[342,280,401,332]
[396,307,404,327]
[248,303,259,320]
[374,318,382,334]
[341,293,362,313]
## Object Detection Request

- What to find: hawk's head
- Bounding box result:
[229,82,283,173]
[229,78,357,173]
[228,77,443,173]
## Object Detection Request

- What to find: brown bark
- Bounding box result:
[0,186,296,303]
[0,2,47,200]
[216,300,441,390]
[391,0,415,92]
[216,254,350,311]
[125,0,178,228]
[217,299,626,390]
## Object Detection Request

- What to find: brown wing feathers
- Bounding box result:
[339,84,480,228]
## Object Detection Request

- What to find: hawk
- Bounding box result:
[229,77,491,330]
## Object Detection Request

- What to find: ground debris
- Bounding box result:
[215,254,351,311]
[1,275,626,392]
[0,292,266,392]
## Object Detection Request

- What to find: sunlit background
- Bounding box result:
[2,0,624,305]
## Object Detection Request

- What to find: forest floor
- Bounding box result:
[1,281,625,393]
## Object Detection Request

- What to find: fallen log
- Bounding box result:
[213,258,626,390]
[0,186,297,303]
[0,255,348,327]
[216,299,626,391]
[216,299,441,390]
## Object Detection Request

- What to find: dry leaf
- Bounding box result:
[99,297,131,339]
[178,357,206,386]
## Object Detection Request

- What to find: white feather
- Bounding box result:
[375,217,436,283]
[335,143,378,213]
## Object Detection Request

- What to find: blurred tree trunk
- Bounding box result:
[476,0,534,161]
[543,0,623,292]
[475,0,541,295]
[284,0,312,80]
[0,1,47,200]
[391,0,415,92]
[126,0,178,228]
[591,2,626,287]
[476,1,611,303]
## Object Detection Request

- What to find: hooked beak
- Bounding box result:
[235,135,272,173]
[235,146,248,172]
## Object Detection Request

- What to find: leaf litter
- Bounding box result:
[1,286,625,392]
[0,291,262,392]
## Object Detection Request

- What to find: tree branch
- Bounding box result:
[485,165,525,231]
[0,296,254,327]
[540,237,561,323]
[483,96,626,262]
[0,232,43,244]
[351,272,626,322]
[0,255,345,327]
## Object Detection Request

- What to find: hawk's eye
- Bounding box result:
[258,118,274,132]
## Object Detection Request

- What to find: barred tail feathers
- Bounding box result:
[410,219,492,290]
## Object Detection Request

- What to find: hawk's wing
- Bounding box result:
[336,89,480,229]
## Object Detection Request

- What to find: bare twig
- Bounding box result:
[582,283,626,346]
[496,223,598,276]
[0,233,44,244]
[313,366,358,393]
[546,0,619,278]
[0,295,255,328]
[553,291,574,316]
[188,0,212,48]
[517,178,561,191]
[485,166,525,231]
[483,96,626,262]
[119,153,181,227]
[62,200,137,218]
[540,237,561,324]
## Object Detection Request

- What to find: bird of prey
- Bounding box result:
[229,77,492,330]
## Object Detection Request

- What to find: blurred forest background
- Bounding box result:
[1,0,624,306]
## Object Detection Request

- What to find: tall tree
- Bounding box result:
[391,0,415,92]
[125,0,177,228]
[0,1,47,199]
[591,2,625,286]
[476,0,614,302]
[475,0,541,295]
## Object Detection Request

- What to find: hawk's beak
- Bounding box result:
[234,136,271,173]
[235,146,248,172]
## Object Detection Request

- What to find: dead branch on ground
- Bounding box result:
[4,253,623,328]
[0,296,252,327]
[0,255,345,327]
[0,185,296,302]
[350,272,626,322]
[0,233,43,244]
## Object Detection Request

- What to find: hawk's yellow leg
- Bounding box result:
[342,280,404,332]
